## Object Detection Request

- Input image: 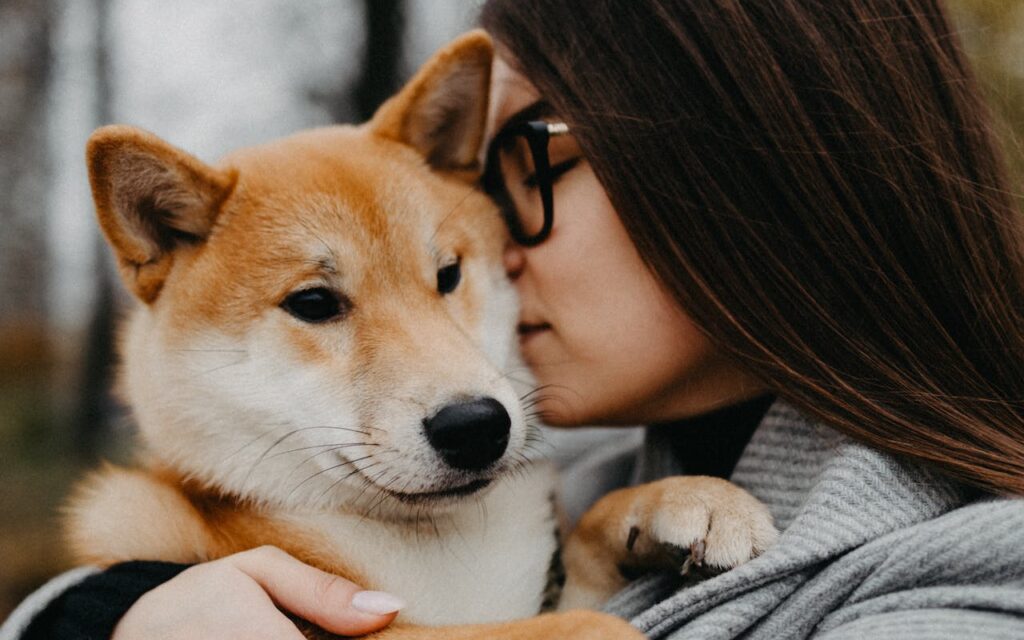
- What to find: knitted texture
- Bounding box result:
[601,400,1024,639]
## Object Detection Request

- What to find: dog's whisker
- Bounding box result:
[524,418,553,433]
[245,426,352,490]
[282,443,382,483]
[348,474,378,514]
[267,441,379,460]
[429,509,443,542]
[247,424,378,476]
[290,454,378,499]
[353,465,392,506]
[197,359,248,376]
[315,458,389,504]
[523,437,553,453]
[429,183,479,245]
[522,400,549,413]
[223,422,291,461]
[520,384,557,401]
[365,473,401,520]
[315,449,400,506]
[356,469,395,521]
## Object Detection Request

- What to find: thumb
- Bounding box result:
[229,546,405,636]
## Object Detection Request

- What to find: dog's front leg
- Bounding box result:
[357,611,644,639]
[558,476,779,610]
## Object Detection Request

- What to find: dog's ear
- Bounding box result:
[86,125,236,303]
[371,29,493,175]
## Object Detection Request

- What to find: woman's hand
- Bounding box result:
[111,546,403,639]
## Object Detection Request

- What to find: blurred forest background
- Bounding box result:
[1,0,1023,622]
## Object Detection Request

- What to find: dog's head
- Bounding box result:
[87,32,532,516]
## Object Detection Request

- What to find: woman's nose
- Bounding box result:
[503,242,525,280]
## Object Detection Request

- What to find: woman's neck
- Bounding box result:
[646,394,775,479]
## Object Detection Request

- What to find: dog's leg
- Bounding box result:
[558,476,779,610]
[355,611,643,639]
[65,464,216,565]
[297,612,642,639]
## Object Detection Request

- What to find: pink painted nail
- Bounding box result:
[351,590,406,615]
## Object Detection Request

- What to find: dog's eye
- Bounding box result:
[437,259,461,295]
[281,287,347,323]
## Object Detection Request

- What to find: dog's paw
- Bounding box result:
[558,476,777,610]
[616,476,778,577]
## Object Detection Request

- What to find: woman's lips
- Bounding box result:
[517,322,551,344]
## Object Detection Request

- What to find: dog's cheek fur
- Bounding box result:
[120,301,370,508]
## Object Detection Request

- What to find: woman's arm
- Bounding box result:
[2,547,400,640]
[1,566,103,640]
[17,561,191,640]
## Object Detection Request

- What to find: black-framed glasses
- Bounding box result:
[482,120,571,247]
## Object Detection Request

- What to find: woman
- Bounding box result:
[7,0,1024,637]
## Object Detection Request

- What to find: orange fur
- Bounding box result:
[69,29,610,637]
[68,29,654,638]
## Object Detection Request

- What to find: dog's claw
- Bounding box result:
[626,525,640,552]
[679,539,706,576]
[690,539,705,566]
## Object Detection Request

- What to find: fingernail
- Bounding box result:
[351,590,406,615]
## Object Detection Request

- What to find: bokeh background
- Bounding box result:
[1,0,1022,621]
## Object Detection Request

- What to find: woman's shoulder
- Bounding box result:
[881,494,1024,570]
[794,495,1024,637]
[828,494,1024,601]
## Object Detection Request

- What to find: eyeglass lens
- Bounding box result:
[496,131,549,240]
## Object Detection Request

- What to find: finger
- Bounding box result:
[229,546,404,636]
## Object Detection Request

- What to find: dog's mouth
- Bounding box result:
[382,478,492,504]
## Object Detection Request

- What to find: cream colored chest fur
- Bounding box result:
[293,467,557,625]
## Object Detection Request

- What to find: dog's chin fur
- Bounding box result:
[67,31,562,626]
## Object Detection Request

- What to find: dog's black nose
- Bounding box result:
[423,398,511,471]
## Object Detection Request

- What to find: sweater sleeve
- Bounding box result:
[3,562,191,640]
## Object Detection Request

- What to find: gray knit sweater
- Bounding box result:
[568,399,1024,639]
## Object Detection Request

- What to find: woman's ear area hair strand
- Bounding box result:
[370,29,494,172]
[86,125,237,303]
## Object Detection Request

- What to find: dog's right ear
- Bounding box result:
[370,30,493,176]
[86,125,236,303]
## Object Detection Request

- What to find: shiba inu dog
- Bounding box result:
[67,31,776,639]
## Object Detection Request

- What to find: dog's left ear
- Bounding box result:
[371,29,492,175]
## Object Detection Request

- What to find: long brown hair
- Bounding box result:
[481,0,1024,495]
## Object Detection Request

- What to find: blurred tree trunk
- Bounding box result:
[74,0,116,461]
[0,0,53,326]
[354,0,406,120]
[947,0,1024,182]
